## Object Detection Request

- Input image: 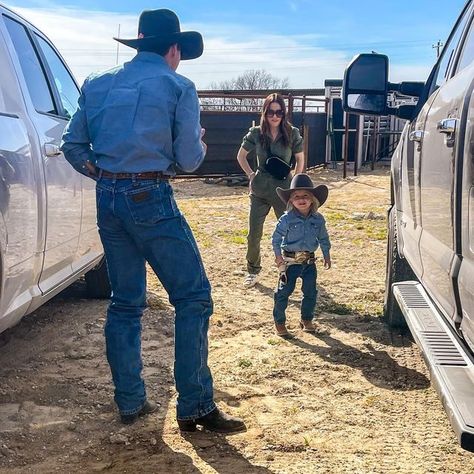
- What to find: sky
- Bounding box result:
[3,0,469,89]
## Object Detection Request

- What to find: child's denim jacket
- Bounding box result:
[272,209,331,258]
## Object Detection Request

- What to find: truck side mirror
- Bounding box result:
[342,53,389,115]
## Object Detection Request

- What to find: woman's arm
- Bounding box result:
[294,151,305,174]
[236,146,255,179]
[290,127,305,174]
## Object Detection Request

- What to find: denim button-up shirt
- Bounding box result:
[272,209,331,258]
[61,52,204,176]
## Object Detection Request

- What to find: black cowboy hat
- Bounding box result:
[276,173,329,206]
[114,9,203,60]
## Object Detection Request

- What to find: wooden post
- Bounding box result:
[343,112,350,179]
[301,95,306,130]
[371,116,377,171]
[303,124,309,171]
[287,93,294,123]
[354,115,359,177]
[373,116,381,170]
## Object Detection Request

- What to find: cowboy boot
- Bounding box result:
[178,408,246,433]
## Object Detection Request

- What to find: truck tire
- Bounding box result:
[85,257,111,299]
[383,208,416,328]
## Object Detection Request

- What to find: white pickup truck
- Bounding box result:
[0,4,109,334]
[343,0,474,452]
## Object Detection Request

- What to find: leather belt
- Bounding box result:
[283,250,315,264]
[99,170,168,180]
[283,251,315,259]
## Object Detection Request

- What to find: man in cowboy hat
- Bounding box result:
[61,9,245,433]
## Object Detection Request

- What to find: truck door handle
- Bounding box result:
[44,143,61,157]
[437,118,457,134]
[409,130,424,142]
[437,118,457,147]
[409,130,424,151]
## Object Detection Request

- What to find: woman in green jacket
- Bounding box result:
[236,93,305,288]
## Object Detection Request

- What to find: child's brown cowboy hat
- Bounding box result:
[114,9,203,60]
[276,173,329,206]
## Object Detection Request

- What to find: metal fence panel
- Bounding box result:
[177,111,327,177]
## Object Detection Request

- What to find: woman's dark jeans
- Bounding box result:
[247,170,290,274]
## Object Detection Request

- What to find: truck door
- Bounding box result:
[450,24,474,351]
[417,7,472,323]
[0,21,42,322]
[396,107,429,278]
[3,16,82,294]
[31,33,102,273]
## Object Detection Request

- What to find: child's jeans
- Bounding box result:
[273,263,317,324]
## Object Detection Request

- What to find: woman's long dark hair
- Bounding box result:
[259,93,292,148]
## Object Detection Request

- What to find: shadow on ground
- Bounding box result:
[252,278,428,392]
[0,279,268,473]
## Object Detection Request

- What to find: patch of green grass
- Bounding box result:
[325,211,346,223]
[319,297,383,318]
[238,358,252,368]
[267,338,281,346]
[366,225,387,240]
[217,228,247,245]
[337,222,357,232]
[352,237,366,246]
[320,301,353,315]
[189,228,212,248]
[340,218,387,241]
[351,301,383,316]
[284,405,301,416]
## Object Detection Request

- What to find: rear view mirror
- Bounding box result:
[342,53,389,115]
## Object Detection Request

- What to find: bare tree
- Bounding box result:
[210,69,289,91]
[201,69,289,112]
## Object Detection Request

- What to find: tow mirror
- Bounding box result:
[342,53,389,115]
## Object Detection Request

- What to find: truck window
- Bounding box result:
[432,7,471,90]
[455,18,474,73]
[3,16,56,115]
[34,33,80,119]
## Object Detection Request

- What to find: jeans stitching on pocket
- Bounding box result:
[125,186,164,225]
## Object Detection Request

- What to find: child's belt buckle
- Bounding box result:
[294,251,311,263]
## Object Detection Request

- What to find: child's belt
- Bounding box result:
[283,250,315,264]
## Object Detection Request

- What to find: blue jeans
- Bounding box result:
[273,263,317,324]
[96,177,216,420]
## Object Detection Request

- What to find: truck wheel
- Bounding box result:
[383,208,416,328]
[85,257,111,299]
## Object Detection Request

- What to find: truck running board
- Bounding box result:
[393,281,474,452]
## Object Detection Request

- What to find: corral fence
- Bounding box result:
[325,80,411,178]
[177,89,328,179]
[176,86,407,180]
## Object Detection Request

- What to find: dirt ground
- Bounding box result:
[0,167,473,473]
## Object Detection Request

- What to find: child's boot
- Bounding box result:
[275,323,292,338]
[299,320,316,333]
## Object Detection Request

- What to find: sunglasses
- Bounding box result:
[266,109,284,118]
